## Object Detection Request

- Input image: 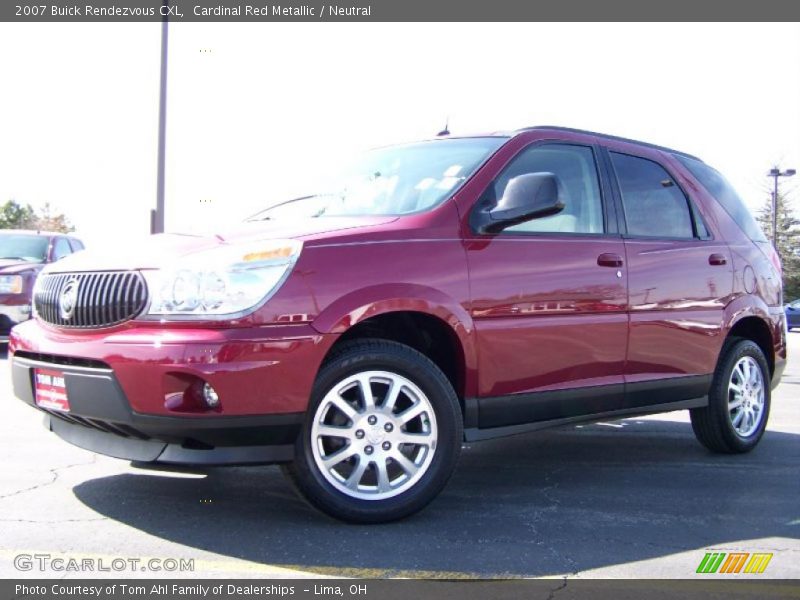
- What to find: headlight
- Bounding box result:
[0,275,24,294]
[142,239,302,318]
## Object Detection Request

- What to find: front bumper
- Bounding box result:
[12,354,303,465]
[10,320,337,465]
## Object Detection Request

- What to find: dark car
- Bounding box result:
[9,127,786,523]
[0,230,84,341]
[786,300,800,330]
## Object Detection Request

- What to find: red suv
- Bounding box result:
[10,127,786,523]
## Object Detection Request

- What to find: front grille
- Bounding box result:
[34,271,148,329]
[14,350,110,369]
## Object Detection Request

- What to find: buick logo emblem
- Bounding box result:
[59,278,79,320]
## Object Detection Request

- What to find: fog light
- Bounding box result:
[202,383,220,408]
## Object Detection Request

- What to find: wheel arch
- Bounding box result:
[723,296,775,376]
[311,284,477,402]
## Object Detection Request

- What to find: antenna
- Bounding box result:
[437,116,450,137]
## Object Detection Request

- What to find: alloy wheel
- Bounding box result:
[310,370,438,500]
[727,356,765,437]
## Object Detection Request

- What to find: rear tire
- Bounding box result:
[283,339,462,523]
[690,338,770,453]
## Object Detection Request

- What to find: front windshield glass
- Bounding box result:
[250,137,507,219]
[0,234,49,262]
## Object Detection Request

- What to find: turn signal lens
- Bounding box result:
[0,275,24,294]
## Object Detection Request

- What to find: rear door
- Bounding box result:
[460,134,630,429]
[602,145,732,405]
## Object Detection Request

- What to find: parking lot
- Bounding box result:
[1,334,798,580]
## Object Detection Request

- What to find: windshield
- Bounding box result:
[0,234,49,262]
[250,137,507,219]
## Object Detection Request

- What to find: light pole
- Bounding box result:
[152,0,170,234]
[768,166,796,249]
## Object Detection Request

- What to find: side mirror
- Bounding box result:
[472,172,565,234]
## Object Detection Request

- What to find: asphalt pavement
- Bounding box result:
[1,334,798,579]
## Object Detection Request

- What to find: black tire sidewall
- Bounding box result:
[710,339,771,452]
[291,340,462,523]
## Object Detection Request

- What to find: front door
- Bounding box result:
[460,138,629,429]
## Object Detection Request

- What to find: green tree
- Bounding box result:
[0,199,37,229]
[34,202,74,233]
[0,199,74,234]
[756,189,800,300]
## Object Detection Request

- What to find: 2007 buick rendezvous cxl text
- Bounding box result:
[10,127,787,522]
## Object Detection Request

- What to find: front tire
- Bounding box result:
[690,338,771,453]
[283,339,462,523]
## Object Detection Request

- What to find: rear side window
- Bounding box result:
[610,152,694,239]
[492,144,605,234]
[69,238,84,252]
[676,155,767,243]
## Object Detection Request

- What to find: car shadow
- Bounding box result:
[72,418,800,577]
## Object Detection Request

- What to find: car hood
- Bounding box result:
[45,216,396,273]
[0,259,43,273]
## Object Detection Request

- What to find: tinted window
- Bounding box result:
[492,144,604,234]
[69,238,84,252]
[676,155,767,243]
[51,238,71,261]
[611,152,694,239]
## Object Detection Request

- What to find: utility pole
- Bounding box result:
[768,167,796,249]
[152,0,169,234]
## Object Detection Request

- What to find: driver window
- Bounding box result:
[493,144,604,234]
[51,238,72,261]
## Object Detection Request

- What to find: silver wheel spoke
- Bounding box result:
[398,403,426,425]
[391,451,419,476]
[322,445,358,470]
[330,396,358,421]
[345,458,369,490]
[728,397,744,410]
[358,375,375,410]
[375,459,391,493]
[397,432,432,446]
[316,424,351,439]
[383,380,402,414]
[732,410,745,427]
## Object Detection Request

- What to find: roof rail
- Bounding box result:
[516,126,702,161]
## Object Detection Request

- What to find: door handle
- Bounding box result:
[708,253,727,266]
[597,253,624,268]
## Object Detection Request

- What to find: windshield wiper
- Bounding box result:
[245,195,321,221]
